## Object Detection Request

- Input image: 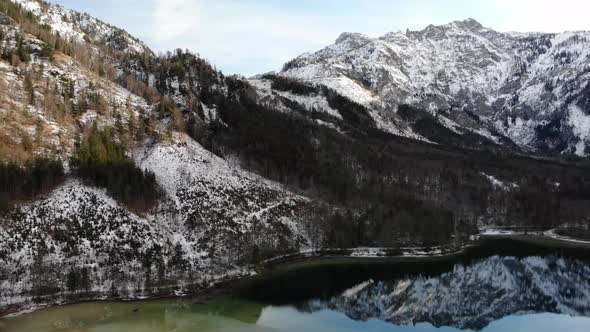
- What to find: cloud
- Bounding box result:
[491,0,590,32]
[154,0,201,41]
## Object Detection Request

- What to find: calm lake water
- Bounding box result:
[2,239,590,331]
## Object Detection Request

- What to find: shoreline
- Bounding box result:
[2,233,590,319]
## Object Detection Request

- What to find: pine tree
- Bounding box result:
[23,71,35,104]
[114,109,125,136]
[34,117,44,145]
[40,42,54,60]
[128,110,137,139]
[81,267,91,294]
[71,123,160,212]
[137,115,146,142]
[54,34,63,53]
[16,33,31,63]
[66,270,78,293]
[76,90,89,117]
[10,52,21,67]
[20,130,32,152]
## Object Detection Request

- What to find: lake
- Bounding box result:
[1,238,590,332]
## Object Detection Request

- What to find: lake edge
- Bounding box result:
[2,234,590,319]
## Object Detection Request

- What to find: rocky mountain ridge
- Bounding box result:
[281,19,590,156]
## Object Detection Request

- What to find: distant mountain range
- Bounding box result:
[280,18,590,156]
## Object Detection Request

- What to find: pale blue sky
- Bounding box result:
[52,0,590,76]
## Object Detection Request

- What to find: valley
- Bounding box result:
[0,0,589,324]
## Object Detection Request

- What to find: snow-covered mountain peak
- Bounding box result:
[410,18,487,39]
[335,32,372,46]
[280,19,590,156]
[459,18,484,29]
[448,18,485,31]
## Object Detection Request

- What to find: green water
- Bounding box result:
[2,298,590,332]
[0,298,270,332]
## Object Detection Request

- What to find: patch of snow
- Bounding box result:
[481,172,519,191]
[342,279,374,298]
[568,104,590,157]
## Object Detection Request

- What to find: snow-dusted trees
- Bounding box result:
[66,267,91,295]
[122,74,160,105]
[156,96,185,134]
[189,75,590,247]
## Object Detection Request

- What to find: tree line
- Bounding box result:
[0,157,64,212]
[70,123,160,213]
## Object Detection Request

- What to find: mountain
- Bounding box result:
[303,255,590,330]
[1,0,590,314]
[280,19,590,156]
[0,0,318,311]
[13,0,151,55]
[1,133,312,310]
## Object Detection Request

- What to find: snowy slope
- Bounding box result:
[0,3,152,160]
[282,19,590,156]
[248,77,429,140]
[0,53,150,159]
[12,0,151,55]
[134,132,314,261]
[0,133,316,311]
[0,179,169,307]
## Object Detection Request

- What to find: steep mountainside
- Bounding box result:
[0,0,153,161]
[0,132,316,311]
[14,0,151,55]
[281,19,590,156]
[0,0,319,312]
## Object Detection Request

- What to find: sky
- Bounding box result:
[52,0,590,77]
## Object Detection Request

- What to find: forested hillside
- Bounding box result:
[115,44,590,248]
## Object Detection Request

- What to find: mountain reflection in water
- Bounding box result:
[292,256,590,330]
[2,254,590,332]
